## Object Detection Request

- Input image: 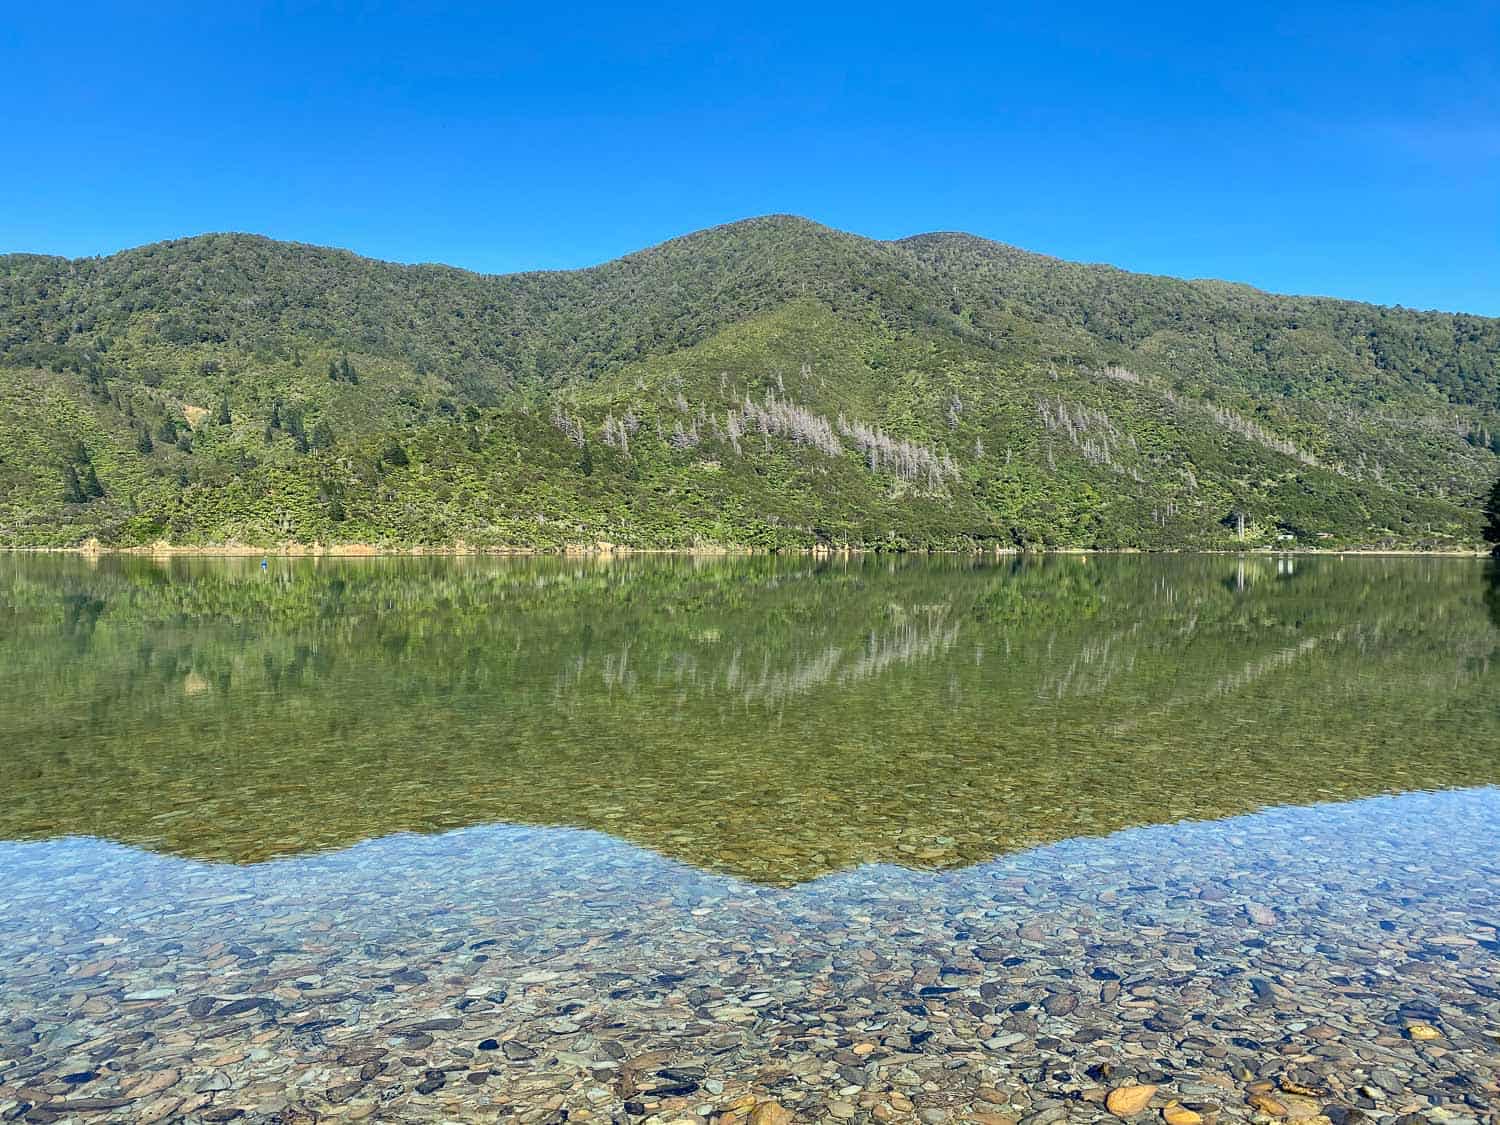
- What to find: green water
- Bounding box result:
[1,552,1497,883]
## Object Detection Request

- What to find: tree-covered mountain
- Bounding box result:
[1,215,1496,549]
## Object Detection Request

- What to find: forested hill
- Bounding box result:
[1,215,1497,550]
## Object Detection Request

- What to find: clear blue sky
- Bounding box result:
[3,1,1497,313]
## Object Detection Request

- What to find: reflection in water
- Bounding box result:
[2,555,1500,1122]
[1,553,1498,883]
[1489,557,1500,629]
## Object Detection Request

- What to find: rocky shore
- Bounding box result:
[1,790,1496,1125]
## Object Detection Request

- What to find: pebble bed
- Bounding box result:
[1,788,1497,1125]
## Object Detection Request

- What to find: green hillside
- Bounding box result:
[1,216,1496,549]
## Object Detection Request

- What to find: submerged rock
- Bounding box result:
[1106,1084,1157,1117]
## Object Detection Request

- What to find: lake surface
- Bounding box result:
[0,554,1497,1124]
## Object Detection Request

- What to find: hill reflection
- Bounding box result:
[1,553,1497,884]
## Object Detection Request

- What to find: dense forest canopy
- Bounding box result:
[1,216,1496,549]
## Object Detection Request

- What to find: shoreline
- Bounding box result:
[0,540,1490,559]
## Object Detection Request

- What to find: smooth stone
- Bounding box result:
[748,1102,792,1125]
[212,998,270,1019]
[1163,1103,1202,1125]
[402,1018,462,1032]
[1107,1084,1158,1117]
[650,1081,700,1097]
[1248,1093,1288,1117]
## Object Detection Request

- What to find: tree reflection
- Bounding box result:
[1487,559,1500,632]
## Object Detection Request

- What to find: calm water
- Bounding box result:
[0,554,1497,1124]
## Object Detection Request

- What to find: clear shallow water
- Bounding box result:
[0,554,1498,1123]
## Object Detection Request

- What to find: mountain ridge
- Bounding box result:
[0,216,1496,550]
[10,213,1486,315]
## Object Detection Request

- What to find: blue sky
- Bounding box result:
[3,1,1497,312]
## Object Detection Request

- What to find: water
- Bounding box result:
[0,554,1497,1123]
